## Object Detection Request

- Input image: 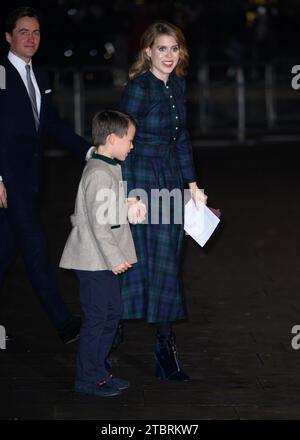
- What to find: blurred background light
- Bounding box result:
[89,49,98,57]
[67,8,77,16]
[64,49,73,57]
[104,42,115,55]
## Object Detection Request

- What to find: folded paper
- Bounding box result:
[184,199,220,247]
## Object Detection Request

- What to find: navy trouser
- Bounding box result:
[75,270,123,386]
[0,190,71,329]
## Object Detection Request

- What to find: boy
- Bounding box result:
[60,110,137,397]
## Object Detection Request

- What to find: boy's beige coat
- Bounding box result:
[60,157,137,271]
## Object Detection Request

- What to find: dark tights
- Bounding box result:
[155,322,171,338]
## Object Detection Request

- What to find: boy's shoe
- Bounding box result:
[109,376,130,391]
[104,358,130,390]
[74,379,121,397]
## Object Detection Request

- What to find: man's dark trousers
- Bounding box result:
[74,270,123,386]
[0,56,91,333]
[0,187,70,329]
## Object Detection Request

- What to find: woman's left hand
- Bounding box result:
[189,183,208,209]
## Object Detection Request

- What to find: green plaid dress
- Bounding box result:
[120,70,196,322]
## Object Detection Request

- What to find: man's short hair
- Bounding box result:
[92,110,136,147]
[5,6,40,34]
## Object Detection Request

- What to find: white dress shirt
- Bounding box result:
[8,51,41,115]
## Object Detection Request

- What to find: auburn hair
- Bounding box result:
[129,21,189,80]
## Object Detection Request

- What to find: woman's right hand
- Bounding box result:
[189,183,207,210]
[112,261,132,275]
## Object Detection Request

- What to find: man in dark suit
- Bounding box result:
[0,6,92,343]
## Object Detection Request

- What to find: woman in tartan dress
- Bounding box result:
[119,21,207,381]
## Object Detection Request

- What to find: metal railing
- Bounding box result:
[47,59,300,147]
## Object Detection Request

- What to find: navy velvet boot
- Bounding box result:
[154,331,190,381]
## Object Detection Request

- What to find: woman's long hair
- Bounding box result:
[129,21,189,80]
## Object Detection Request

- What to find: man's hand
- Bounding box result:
[0,182,7,208]
[112,261,132,275]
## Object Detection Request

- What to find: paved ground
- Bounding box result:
[0,144,300,420]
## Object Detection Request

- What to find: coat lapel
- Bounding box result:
[5,58,31,102]
[4,58,42,134]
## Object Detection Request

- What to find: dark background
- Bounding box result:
[1,0,300,421]
[0,0,297,71]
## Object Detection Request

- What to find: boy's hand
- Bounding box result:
[112,261,132,275]
[127,198,147,224]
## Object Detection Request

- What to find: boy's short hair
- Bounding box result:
[92,110,136,147]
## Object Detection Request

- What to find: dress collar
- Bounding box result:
[92,152,117,166]
[145,70,172,87]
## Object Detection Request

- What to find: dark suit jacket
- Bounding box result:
[0,57,90,193]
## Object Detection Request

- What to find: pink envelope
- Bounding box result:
[208,207,221,218]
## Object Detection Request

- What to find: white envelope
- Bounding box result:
[184,199,220,247]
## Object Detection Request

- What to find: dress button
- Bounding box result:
[173,137,176,140]
[175,127,178,130]
[170,95,173,98]
[175,116,178,119]
[172,105,175,108]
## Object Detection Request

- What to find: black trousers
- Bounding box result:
[75,270,123,385]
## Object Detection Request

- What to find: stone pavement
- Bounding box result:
[0,144,299,420]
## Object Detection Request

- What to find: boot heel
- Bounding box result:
[154,331,191,382]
